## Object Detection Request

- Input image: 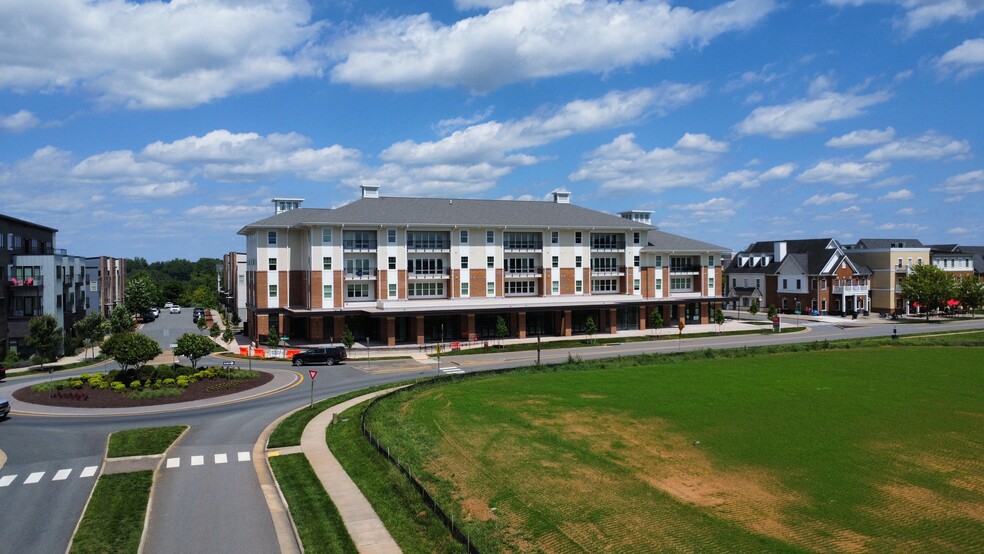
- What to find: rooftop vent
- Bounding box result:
[552,190,571,204]
[361,184,380,199]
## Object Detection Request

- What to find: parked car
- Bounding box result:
[150,307,160,317]
[0,397,9,419]
[164,302,174,309]
[140,311,156,323]
[170,306,182,314]
[0,363,6,381]
[292,346,347,366]
[192,308,205,322]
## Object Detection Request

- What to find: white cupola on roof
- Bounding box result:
[619,210,653,225]
[552,190,571,204]
[361,184,380,199]
[273,198,303,214]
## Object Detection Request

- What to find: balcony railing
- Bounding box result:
[503,239,543,251]
[8,276,43,286]
[590,239,626,250]
[408,268,450,279]
[407,240,450,251]
[342,239,377,250]
[894,264,913,273]
[590,265,626,276]
[669,265,702,274]
[343,268,378,279]
[832,285,869,294]
[504,267,543,278]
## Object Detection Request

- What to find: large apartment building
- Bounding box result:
[85,256,127,318]
[219,252,247,325]
[238,186,729,346]
[845,239,931,315]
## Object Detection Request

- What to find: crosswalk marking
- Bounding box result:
[166,458,180,469]
[238,451,250,462]
[80,466,98,478]
[190,456,204,466]
[24,472,45,484]
[439,366,465,374]
[0,475,16,487]
[52,469,72,481]
[214,453,227,464]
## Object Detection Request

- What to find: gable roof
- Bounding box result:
[239,196,650,234]
[726,238,870,277]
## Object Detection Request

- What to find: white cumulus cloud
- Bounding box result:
[330,0,776,91]
[803,192,858,206]
[734,91,891,138]
[824,0,984,33]
[864,131,971,161]
[932,169,984,194]
[826,127,896,148]
[879,188,914,200]
[936,38,984,79]
[797,160,890,184]
[0,110,41,132]
[0,0,322,109]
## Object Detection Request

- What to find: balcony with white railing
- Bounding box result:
[407,268,450,279]
[590,265,626,277]
[504,267,543,279]
[343,268,378,280]
[832,284,870,294]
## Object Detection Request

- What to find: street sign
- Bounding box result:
[222,361,235,366]
[308,370,318,380]
[169,343,178,348]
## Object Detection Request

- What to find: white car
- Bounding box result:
[169,306,181,314]
[150,307,160,317]
[164,302,174,309]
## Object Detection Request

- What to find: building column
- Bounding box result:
[639,306,648,330]
[562,310,572,336]
[414,315,425,345]
[333,316,345,344]
[608,308,617,334]
[510,312,519,338]
[310,316,324,342]
[517,312,527,339]
[663,304,671,325]
[383,317,396,347]
[700,302,709,325]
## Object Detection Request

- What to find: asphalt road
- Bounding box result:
[1,314,982,553]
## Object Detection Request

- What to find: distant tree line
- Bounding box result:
[126,257,220,310]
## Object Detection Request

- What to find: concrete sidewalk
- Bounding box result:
[299,390,404,554]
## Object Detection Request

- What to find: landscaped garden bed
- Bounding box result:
[13,365,272,408]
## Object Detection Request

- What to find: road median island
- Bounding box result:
[68,426,188,554]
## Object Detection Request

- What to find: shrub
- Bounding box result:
[153,379,163,389]
[70,379,84,389]
[163,378,176,387]
[129,380,142,390]
[176,376,190,388]
[112,382,126,393]
[80,373,91,382]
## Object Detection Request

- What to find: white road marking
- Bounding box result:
[80,466,98,478]
[440,366,465,374]
[0,475,17,487]
[166,458,180,469]
[237,451,250,462]
[52,469,72,481]
[24,472,45,484]
[214,453,228,464]
[190,456,204,466]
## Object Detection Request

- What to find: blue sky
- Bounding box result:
[1,0,982,261]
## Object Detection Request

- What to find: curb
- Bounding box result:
[254,406,305,554]
[138,426,190,554]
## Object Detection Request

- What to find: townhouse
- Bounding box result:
[84,256,127,318]
[844,239,931,315]
[237,186,729,346]
[725,239,871,316]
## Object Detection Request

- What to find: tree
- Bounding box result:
[341,327,356,350]
[901,264,956,321]
[197,316,208,335]
[649,308,664,340]
[209,322,222,339]
[174,333,214,369]
[124,274,159,315]
[109,305,136,335]
[25,314,62,369]
[74,312,108,359]
[267,328,280,348]
[767,304,778,320]
[222,327,234,343]
[495,315,509,346]
[748,299,760,316]
[101,332,161,372]
[956,275,984,317]
[584,316,597,343]
[713,308,726,333]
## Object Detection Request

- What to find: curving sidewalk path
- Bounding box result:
[294,390,403,553]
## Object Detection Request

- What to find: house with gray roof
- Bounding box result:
[236,185,729,346]
[725,238,871,316]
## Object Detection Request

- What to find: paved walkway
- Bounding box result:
[298,390,403,554]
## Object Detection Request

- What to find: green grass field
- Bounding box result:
[364,345,984,552]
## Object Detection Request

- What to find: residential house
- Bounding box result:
[845,239,931,315]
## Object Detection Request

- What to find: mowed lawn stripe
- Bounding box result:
[365,346,984,553]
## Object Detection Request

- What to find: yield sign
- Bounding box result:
[308,369,318,380]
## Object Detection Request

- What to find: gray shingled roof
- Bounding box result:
[239,196,650,234]
[853,238,926,249]
[641,228,729,253]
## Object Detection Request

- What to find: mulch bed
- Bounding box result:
[12,371,275,408]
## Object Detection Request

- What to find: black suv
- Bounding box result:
[292,347,347,366]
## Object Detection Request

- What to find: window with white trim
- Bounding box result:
[388,229,396,244]
[323,285,332,299]
[486,230,494,244]
[487,256,494,269]
[268,258,277,271]
[269,284,278,297]
[655,255,662,268]
[575,231,582,244]
[592,279,618,292]
[575,256,582,268]
[670,277,692,291]
[552,256,559,268]
[551,231,558,244]
[346,283,370,299]
[388,257,396,270]
[389,284,397,298]
[575,280,582,292]
[486,281,495,295]
[460,230,468,244]
[461,256,469,269]
[634,278,641,291]
[322,257,332,270]
[552,280,559,293]
[267,231,277,245]
[655,278,662,291]
[322,228,332,243]
[461,282,469,295]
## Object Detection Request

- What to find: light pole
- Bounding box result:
[366,336,370,371]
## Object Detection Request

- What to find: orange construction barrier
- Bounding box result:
[254,348,266,358]
[286,349,301,358]
[240,346,249,356]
